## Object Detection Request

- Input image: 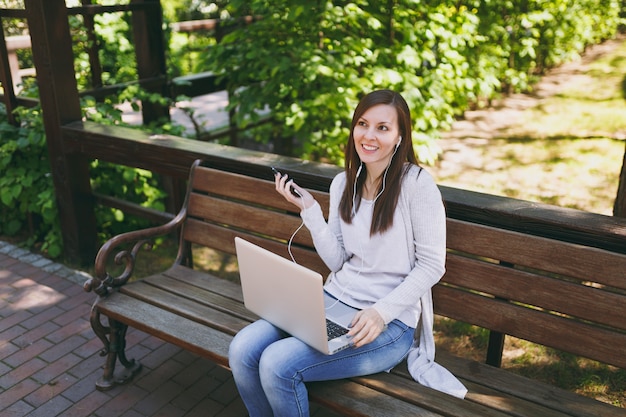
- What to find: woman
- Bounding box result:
[229,90,466,417]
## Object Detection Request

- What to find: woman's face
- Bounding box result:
[352,104,401,171]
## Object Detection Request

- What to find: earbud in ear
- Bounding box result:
[395,136,402,149]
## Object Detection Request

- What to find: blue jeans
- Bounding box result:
[228,317,414,417]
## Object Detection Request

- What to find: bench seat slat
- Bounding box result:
[354,372,516,417]
[308,380,445,417]
[95,292,232,366]
[435,352,625,417]
[433,285,626,369]
[165,265,244,301]
[141,274,253,322]
[459,379,573,417]
[447,219,626,289]
[444,254,626,331]
[120,280,250,335]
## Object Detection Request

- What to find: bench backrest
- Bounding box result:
[180,164,330,276]
[181,163,626,370]
[440,219,626,369]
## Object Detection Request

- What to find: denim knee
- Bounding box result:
[229,320,279,370]
[228,330,249,370]
[258,340,300,385]
[258,340,309,416]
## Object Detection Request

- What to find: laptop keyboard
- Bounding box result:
[326,319,349,340]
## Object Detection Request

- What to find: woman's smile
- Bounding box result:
[353,104,400,171]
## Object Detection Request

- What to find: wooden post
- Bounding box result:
[25,0,98,265]
[131,0,169,124]
[130,0,186,215]
[81,0,104,89]
[614,142,626,218]
[0,20,19,124]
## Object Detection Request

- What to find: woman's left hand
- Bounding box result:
[347,308,386,348]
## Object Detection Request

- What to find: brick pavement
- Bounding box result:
[0,242,340,417]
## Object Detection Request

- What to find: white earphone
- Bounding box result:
[395,136,402,150]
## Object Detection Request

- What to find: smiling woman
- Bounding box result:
[230,90,466,416]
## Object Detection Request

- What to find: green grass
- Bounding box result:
[523,37,626,136]
[432,37,626,216]
[433,136,623,214]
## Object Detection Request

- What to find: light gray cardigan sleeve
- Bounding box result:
[300,172,350,273]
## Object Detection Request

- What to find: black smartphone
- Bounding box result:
[271,167,302,197]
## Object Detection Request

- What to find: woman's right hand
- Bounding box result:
[275,172,315,210]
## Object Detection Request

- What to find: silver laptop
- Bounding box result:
[234,236,357,355]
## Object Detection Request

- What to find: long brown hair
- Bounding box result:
[339,90,419,235]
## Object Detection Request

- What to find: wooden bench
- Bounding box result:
[84,159,626,417]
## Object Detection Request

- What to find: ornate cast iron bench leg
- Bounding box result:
[90,306,142,391]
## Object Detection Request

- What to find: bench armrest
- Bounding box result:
[84,209,187,297]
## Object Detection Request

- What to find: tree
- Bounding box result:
[204,1,496,165]
[203,0,622,168]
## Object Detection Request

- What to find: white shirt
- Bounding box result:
[324,198,420,327]
[300,164,445,328]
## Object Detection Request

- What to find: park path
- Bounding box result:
[0,241,341,416]
[433,34,626,183]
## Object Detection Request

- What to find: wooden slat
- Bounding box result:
[187,191,315,247]
[435,352,626,417]
[433,285,626,369]
[353,372,514,417]
[192,165,330,217]
[447,219,626,289]
[458,379,574,417]
[444,254,626,331]
[166,265,244,301]
[120,280,250,335]
[308,379,445,417]
[95,293,232,366]
[141,274,252,322]
[440,185,626,255]
[182,218,330,276]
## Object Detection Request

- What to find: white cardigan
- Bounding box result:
[301,164,467,399]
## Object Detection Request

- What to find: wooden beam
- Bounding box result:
[0,26,19,123]
[131,0,169,124]
[25,0,98,265]
[61,120,626,255]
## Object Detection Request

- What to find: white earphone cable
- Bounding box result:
[287,185,306,264]
[290,140,400,310]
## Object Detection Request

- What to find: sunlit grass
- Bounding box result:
[432,136,624,215]
[519,99,626,136]
[433,36,626,216]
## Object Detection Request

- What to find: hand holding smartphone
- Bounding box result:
[271,167,302,197]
